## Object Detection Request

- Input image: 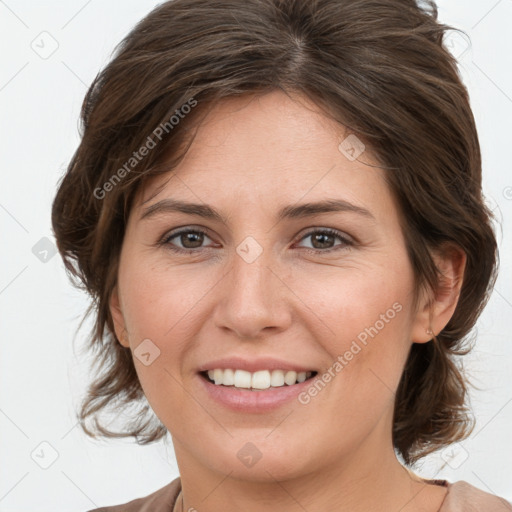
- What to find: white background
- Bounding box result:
[1,0,511,510]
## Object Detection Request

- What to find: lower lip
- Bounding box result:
[198,373,316,413]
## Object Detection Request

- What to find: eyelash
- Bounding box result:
[158,227,353,255]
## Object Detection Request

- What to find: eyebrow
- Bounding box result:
[139,198,375,223]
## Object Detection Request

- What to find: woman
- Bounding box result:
[51,0,511,510]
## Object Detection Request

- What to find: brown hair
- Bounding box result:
[51,0,498,465]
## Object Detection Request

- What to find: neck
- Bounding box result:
[171,436,446,512]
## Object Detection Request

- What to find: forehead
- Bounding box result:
[134,90,391,218]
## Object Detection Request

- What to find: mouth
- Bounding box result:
[199,369,318,391]
[197,367,321,412]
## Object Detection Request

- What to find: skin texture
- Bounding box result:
[110,90,466,512]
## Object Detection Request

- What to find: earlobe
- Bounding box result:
[411,244,466,344]
[109,285,130,348]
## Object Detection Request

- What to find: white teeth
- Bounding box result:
[270,369,285,387]
[213,368,223,385]
[251,370,271,389]
[204,369,314,389]
[284,370,297,385]
[297,371,307,383]
[234,369,252,389]
[222,368,235,386]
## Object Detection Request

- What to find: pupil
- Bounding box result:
[182,232,203,248]
[313,233,333,249]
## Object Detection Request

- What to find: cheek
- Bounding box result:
[291,258,413,347]
[116,259,222,413]
[118,255,211,340]
[293,257,414,401]
[116,259,207,421]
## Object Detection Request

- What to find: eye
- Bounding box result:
[295,228,353,253]
[160,227,214,254]
[158,226,353,255]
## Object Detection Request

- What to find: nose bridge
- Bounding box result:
[213,234,291,338]
[233,235,274,296]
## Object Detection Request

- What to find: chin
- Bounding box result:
[203,437,319,483]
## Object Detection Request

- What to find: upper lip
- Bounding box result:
[197,356,317,374]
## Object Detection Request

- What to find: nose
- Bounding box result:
[212,244,293,340]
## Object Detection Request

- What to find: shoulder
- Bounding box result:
[86,477,181,512]
[440,480,512,511]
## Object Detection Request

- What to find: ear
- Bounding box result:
[109,285,130,348]
[411,243,466,343]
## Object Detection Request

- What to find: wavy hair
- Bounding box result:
[51,0,498,465]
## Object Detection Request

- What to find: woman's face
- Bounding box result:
[110,90,431,481]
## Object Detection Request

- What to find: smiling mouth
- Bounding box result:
[199,369,318,391]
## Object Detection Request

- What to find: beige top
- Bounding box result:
[87,477,512,511]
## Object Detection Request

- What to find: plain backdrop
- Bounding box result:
[1,0,511,510]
